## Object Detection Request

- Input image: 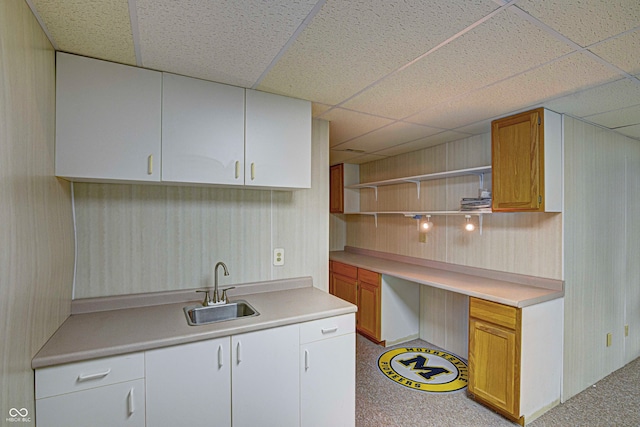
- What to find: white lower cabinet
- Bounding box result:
[300,314,356,427]
[145,337,231,427]
[232,324,300,427]
[35,353,145,427]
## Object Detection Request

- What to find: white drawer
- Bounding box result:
[300,314,355,344]
[36,352,144,399]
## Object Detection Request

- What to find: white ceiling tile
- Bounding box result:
[330,150,387,165]
[257,0,499,105]
[341,9,574,119]
[334,122,441,153]
[32,0,136,65]
[373,131,471,157]
[615,124,640,139]
[583,104,640,128]
[410,52,622,128]
[517,0,640,47]
[454,120,492,135]
[136,0,317,88]
[546,78,640,117]
[590,29,640,76]
[320,109,394,147]
[312,103,332,117]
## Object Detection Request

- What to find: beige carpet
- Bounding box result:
[356,334,640,427]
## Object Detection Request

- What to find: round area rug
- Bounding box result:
[377,347,468,393]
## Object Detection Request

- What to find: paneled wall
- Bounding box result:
[563,116,640,400]
[346,134,563,280]
[0,1,75,423]
[73,120,329,298]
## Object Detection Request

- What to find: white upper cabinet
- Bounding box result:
[161,73,245,185]
[55,52,162,182]
[245,89,312,189]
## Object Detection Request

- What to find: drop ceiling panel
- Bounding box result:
[334,122,442,153]
[257,0,500,105]
[409,52,622,128]
[135,0,317,88]
[546,78,640,117]
[517,0,640,47]
[341,9,574,119]
[374,130,471,157]
[329,150,387,165]
[616,124,640,139]
[320,108,394,147]
[31,0,136,65]
[589,29,640,76]
[583,105,640,128]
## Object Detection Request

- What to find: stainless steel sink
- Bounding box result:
[183,300,259,326]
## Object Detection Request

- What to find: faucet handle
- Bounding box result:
[196,289,212,306]
[220,287,236,304]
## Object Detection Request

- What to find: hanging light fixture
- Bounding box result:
[464,215,475,232]
[420,215,434,232]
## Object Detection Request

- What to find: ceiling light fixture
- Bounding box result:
[464,215,475,232]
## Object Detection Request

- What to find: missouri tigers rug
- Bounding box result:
[378,347,468,393]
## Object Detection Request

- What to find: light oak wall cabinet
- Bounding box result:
[330,163,360,213]
[492,108,562,212]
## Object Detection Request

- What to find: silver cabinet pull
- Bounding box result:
[236,341,242,364]
[304,349,310,371]
[147,154,153,175]
[251,163,255,181]
[77,369,111,381]
[128,388,135,416]
[235,161,240,179]
[321,326,338,334]
[218,344,224,368]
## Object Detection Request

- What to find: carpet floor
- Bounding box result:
[355,334,640,427]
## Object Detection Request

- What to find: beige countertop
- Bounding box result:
[33,279,356,369]
[330,248,563,308]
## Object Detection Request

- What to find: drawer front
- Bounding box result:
[469,297,519,330]
[358,268,379,286]
[332,262,357,279]
[36,352,145,399]
[300,314,355,344]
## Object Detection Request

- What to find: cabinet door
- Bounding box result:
[301,333,355,427]
[36,379,144,427]
[491,108,542,211]
[162,73,245,185]
[232,324,299,427]
[468,318,519,418]
[357,279,381,341]
[332,273,358,306]
[330,164,345,213]
[55,52,161,182]
[145,337,231,427]
[245,90,311,189]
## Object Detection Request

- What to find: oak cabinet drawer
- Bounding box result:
[358,268,380,286]
[333,261,358,279]
[469,298,518,331]
[35,352,144,399]
[300,314,355,344]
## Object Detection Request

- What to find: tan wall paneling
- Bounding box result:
[0,1,75,422]
[563,116,639,400]
[329,214,347,251]
[346,133,563,280]
[73,120,329,298]
[420,287,469,358]
[626,139,640,364]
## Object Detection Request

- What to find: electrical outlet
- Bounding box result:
[606,333,612,347]
[419,233,427,243]
[273,248,284,266]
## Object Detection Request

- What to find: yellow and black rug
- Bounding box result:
[378,347,468,393]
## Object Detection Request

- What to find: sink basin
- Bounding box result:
[183,300,259,326]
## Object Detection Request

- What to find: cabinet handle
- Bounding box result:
[251,163,255,181]
[147,154,153,175]
[235,161,240,179]
[218,344,223,368]
[304,349,310,371]
[128,388,135,416]
[236,341,242,364]
[77,369,111,381]
[321,326,338,334]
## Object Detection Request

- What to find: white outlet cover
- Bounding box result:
[273,248,284,266]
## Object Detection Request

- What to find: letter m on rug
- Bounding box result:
[399,356,451,381]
